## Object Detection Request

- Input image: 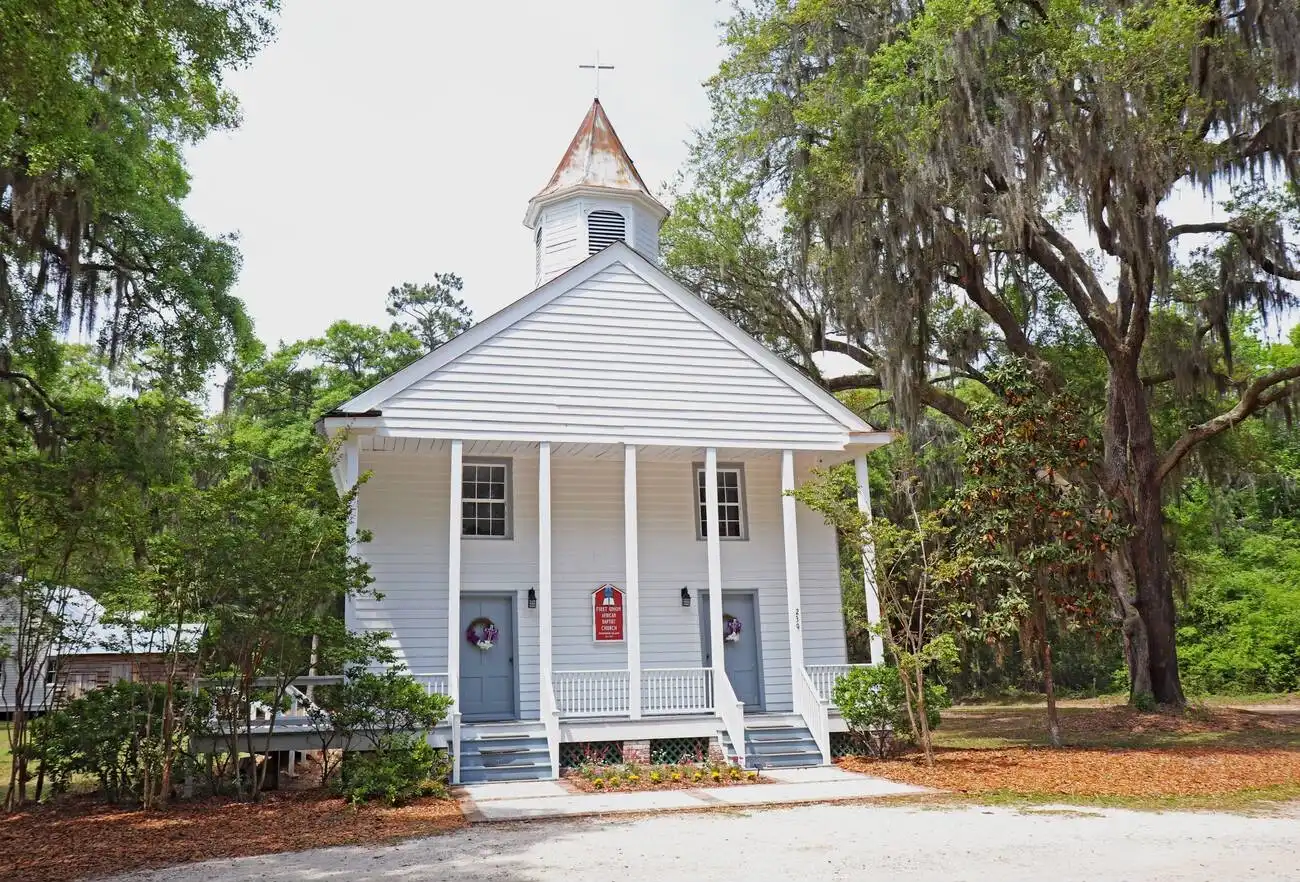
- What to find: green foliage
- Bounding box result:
[32,681,194,804]
[385,276,473,351]
[833,665,948,758]
[0,1,276,418]
[326,668,453,806]
[1174,519,1300,695]
[338,738,449,807]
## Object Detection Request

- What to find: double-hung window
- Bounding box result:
[462,459,511,538]
[694,464,747,540]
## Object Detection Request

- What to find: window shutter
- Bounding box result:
[588,210,626,254]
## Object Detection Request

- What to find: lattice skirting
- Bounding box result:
[559,741,622,769]
[649,737,710,765]
[830,731,861,759]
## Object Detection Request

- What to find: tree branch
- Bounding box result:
[1158,364,1300,482]
[1168,221,1300,281]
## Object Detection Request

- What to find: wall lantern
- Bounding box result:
[680,586,691,608]
[527,587,537,609]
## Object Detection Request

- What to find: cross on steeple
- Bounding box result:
[579,51,614,98]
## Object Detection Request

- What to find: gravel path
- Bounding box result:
[106,801,1300,882]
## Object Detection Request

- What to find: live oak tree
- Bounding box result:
[667,0,1300,705]
[0,0,275,430]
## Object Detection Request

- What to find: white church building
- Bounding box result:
[321,99,890,783]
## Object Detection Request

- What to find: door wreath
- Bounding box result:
[723,613,742,643]
[466,617,499,651]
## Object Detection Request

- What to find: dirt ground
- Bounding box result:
[841,701,1300,804]
[0,790,464,882]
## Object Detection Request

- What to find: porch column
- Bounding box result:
[854,453,885,665]
[624,444,642,718]
[342,439,360,635]
[539,442,553,697]
[448,441,463,702]
[704,448,725,679]
[781,450,805,681]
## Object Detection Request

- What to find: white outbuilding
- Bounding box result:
[321,99,890,783]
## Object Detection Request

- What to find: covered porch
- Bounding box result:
[338,433,889,781]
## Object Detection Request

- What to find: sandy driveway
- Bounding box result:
[106,801,1300,882]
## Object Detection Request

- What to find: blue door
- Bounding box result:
[700,591,764,711]
[459,595,516,721]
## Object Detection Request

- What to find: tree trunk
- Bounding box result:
[1034,594,1062,747]
[1108,549,1153,700]
[1107,363,1186,707]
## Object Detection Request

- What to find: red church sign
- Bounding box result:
[592,584,625,642]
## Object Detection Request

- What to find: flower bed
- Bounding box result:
[566,761,766,792]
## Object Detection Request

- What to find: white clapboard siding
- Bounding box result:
[633,210,659,262]
[350,450,849,720]
[537,202,582,285]
[378,263,849,448]
[795,462,850,667]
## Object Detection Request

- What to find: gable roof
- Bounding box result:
[330,244,880,449]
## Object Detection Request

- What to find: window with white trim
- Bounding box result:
[694,465,747,540]
[588,209,626,254]
[462,460,512,538]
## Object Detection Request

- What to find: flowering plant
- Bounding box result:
[466,618,499,651]
[723,614,742,643]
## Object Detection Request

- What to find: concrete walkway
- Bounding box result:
[457,765,929,821]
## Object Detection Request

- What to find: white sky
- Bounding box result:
[184,0,728,349]
[183,1,1291,366]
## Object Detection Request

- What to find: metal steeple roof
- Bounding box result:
[527,99,667,217]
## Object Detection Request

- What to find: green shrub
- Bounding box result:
[325,667,453,806]
[31,680,192,804]
[1175,529,1300,695]
[832,665,948,757]
[338,738,449,806]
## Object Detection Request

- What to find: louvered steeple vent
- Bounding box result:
[523,99,669,287]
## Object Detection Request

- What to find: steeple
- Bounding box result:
[524,99,668,286]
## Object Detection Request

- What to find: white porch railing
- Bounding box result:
[541,674,561,779]
[712,668,748,768]
[806,664,872,704]
[411,672,451,697]
[642,667,714,715]
[553,669,630,717]
[793,667,832,765]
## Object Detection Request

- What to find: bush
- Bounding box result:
[31,680,192,804]
[832,665,948,757]
[338,738,450,806]
[1175,529,1300,695]
[326,668,453,806]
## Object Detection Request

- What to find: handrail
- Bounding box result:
[711,667,748,769]
[806,663,872,704]
[541,674,561,779]
[794,666,832,765]
[449,710,463,784]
